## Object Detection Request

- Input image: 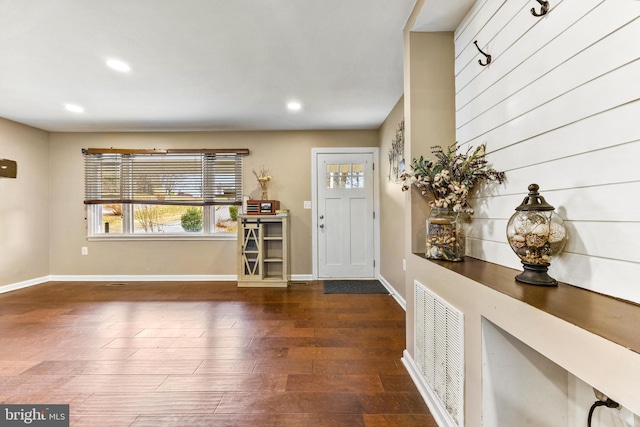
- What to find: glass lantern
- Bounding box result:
[506,184,567,286]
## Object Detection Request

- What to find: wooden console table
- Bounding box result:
[421,255,640,356]
[407,253,640,423]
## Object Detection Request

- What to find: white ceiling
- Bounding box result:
[413,0,475,32]
[0,0,474,132]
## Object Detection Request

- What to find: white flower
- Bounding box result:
[549,223,566,243]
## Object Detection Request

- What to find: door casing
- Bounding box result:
[311,147,380,280]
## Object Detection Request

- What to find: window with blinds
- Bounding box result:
[82,148,248,237]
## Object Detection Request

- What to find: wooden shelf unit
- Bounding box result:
[237,214,290,287]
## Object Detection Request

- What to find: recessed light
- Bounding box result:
[106,58,131,72]
[287,101,302,111]
[65,104,84,113]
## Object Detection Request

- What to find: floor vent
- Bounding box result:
[104,283,128,287]
[414,280,464,426]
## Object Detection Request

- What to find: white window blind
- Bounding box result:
[83,148,248,206]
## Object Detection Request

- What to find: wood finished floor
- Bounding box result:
[0,281,436,427]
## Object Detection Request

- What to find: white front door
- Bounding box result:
[315,151,375,278]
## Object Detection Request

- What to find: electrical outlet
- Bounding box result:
[304,201,311,209]
[81,247,88,256]
[594,388,608,402]
[403,259,406,271]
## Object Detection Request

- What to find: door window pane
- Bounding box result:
[326,163,365,189]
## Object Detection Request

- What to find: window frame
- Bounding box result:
[83,148,248,240]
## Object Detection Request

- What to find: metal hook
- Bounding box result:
[531,0,549,17]
[473,40,491,66]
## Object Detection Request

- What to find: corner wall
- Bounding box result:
[403,30,456,356]
[0,118,50,288]
[48,130,376,277]
[378,96,406,301]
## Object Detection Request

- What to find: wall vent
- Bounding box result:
[414,280,464,426]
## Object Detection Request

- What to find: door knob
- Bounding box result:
[319,224,324,228]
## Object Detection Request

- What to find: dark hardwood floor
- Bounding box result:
[0,281,436,426]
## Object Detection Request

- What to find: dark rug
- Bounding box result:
[323,280,389,294]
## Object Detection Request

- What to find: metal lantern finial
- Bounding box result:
[515,183,555,211]
[506,184,567,286]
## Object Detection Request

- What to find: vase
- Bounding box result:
[259,179,270,200]
[426,208,465,261]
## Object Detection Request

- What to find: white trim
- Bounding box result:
[53,274,313,283]
[49,275,238,282]
[378,274,406,311]
[0,276,50,294]
[86,205,239,241]
[1,274,316,292]
[87,233,237,242]
[311,147,381,280]
[402,350,457,427]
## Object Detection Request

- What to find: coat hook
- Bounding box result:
[531,0,549,17]
[473,40,491,66]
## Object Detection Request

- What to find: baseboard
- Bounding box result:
[49,274,237,282]
[378,275,406,311]
[50,274,314,282]
[402,350,457,427]
[3,274,316,291]
[0,276,50,294]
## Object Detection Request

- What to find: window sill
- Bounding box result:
[87,234,237,242]
[414,253,640,356]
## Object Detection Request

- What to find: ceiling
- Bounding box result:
[0,0,474,132]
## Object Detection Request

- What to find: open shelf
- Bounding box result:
[237,215,290,288]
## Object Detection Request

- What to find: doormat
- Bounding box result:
[323,280,389,294]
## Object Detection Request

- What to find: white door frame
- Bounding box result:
[311,147,380,280]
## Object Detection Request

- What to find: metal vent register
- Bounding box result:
[414,280,464,426]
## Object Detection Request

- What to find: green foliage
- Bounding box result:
[181,207,203,232]
[229,205,238,221]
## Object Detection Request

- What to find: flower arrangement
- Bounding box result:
[253,166,272,200]
[401,143,505,214]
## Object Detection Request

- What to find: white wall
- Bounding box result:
[569,375,640,427]
[483,318,640,427]
[482,319,568,427]
[455,0,640,303]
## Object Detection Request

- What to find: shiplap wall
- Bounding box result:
[455,0,640,303]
